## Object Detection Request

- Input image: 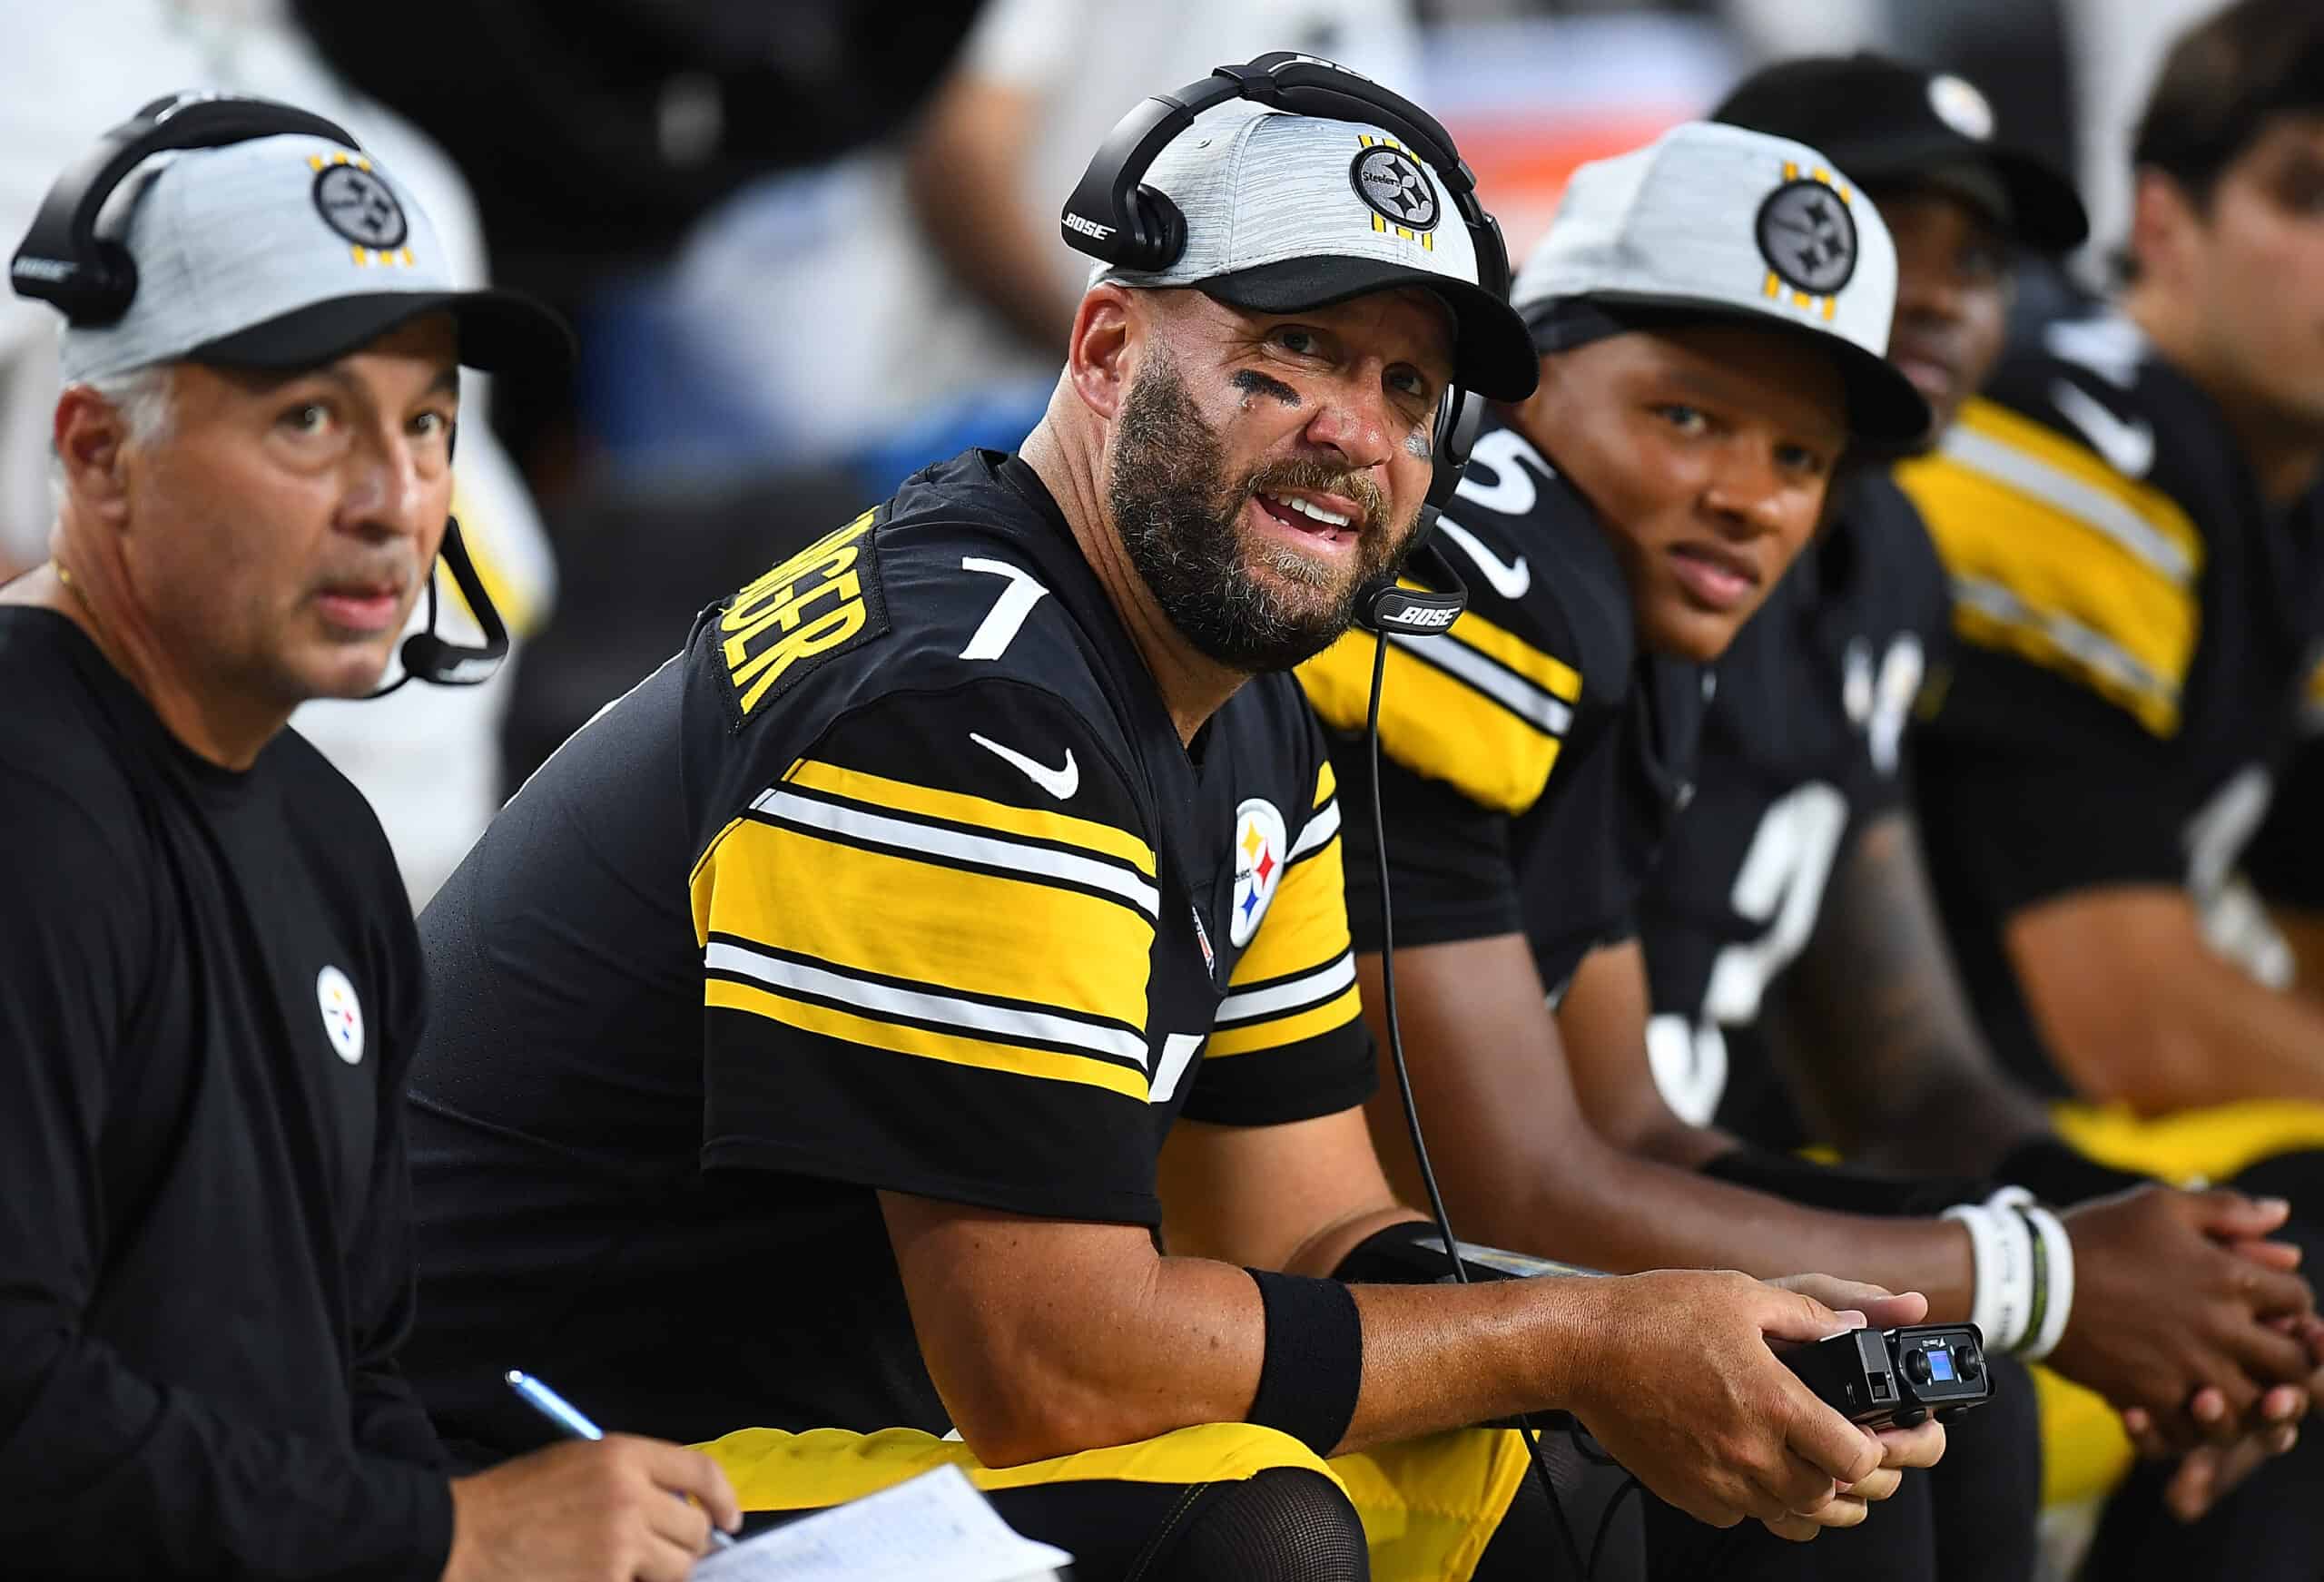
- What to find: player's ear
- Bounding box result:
[53,383,140,524]
[1066,284,1137,423]
[2126,168,2199,290]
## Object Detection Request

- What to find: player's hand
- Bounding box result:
[1563,1269,1887,1541]
[443,1435,743,1582]
[1762,1276,1945,1523]
[2122,1312,2324,1520]
[2051,1187,2313,1450]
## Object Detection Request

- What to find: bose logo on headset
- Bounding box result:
[1062,212,1116,241]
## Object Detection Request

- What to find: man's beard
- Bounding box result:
[1106,352,1415,673]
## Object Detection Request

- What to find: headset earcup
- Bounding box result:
[1120,184,1187,274]
[84,240,140,325]
[1423,388,1482,516]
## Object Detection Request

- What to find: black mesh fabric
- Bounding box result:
[1471,1424,1643,1581]
[1131,1467,1370,1582]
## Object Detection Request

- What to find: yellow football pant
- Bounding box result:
[697,1420,1534,1582]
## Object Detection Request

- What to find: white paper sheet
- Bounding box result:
[691,1464,1070,1582]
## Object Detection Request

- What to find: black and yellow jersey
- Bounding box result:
[1296,415,1709,1000]
[1629,474,1951,1142]
[1896,303,2324,1092]
[401,451,1371,1454]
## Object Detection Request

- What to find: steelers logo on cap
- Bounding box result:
[1350,145,1440,232]
[1755,177,1858,297]
[312,163,409,251]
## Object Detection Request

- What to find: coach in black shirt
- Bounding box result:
[0,98,736,1579]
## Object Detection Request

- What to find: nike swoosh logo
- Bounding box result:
[2051,379,2155,479]
[970,732,1079,800]
[1434,516,1530,600]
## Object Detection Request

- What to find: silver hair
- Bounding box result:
[47,363,179,500]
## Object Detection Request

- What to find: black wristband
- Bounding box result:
[1993,1135,2154,1206]
[1700,1145,1992,1219]
[1245,1268,1364,1458]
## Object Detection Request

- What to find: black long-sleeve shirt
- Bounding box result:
[0,608,452,1578]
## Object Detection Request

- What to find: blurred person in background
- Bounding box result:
[660,0,1420,493]
[1896,0,2324,1139]
[0,0,556,907]
[0,99,739,1579]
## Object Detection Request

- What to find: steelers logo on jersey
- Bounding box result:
[1229,798,1290,948]
[315,964,365,1066]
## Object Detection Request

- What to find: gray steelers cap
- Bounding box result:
[54,133,569,385]
[1513,121,1929,447]
[1089,101,1537,402]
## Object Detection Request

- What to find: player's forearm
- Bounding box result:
[1769,813,2052,1173]
[2051,948,2324,1114]
[1336,1275,1594,1455]
[1427,1125,1977,1322]
[921,1240,1598,1466]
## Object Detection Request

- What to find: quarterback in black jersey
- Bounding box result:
[404,64,1928,1582]
[0,103,745,1582]
[1532,51,2324,1556]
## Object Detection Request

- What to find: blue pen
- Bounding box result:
[506,1371,736,1549]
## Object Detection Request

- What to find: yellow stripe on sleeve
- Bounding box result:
[785,758,1156,876]
[706,978,1149,1100]
[1299,632,1565,816]
[1206,984,1364,1058]
[1443,604,1582,707]
[1897,400,2201,737]
[693,818,1153,1033]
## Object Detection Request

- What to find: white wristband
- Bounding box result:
[2018,1205,2076,1361]
[1943,1202,2035,1352]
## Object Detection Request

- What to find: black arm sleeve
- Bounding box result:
[0,773,453,1581]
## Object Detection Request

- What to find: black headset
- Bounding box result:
[12,92,511,696]
[1059,53,1510,638]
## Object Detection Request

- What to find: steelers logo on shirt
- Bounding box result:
[1229,798,1290,948]
[316,965,365,1066]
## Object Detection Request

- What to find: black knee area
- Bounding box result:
[1135,1467,1369,1582]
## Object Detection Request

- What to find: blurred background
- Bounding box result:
[0,0,2215,906]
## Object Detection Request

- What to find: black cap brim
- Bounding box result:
[1197,256,1540,403]
[187,288,576,377]
[1528,296,1933,451]
[1827,135,2090,252]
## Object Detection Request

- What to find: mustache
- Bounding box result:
[309,553,423,598]
[1242,456,1388,531]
